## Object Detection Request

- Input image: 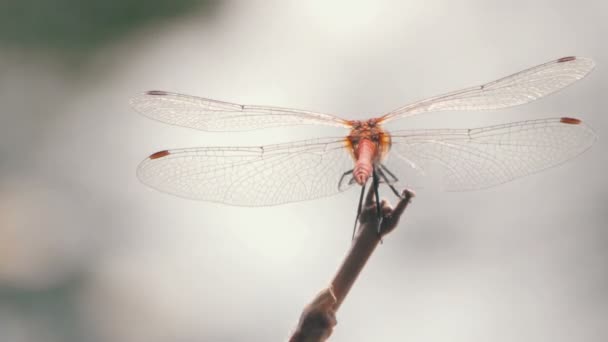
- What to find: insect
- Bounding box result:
[131,56,596,228]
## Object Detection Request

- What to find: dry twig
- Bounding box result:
[289,188,414,341]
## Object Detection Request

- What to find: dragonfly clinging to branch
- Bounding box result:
[131,56,596,228]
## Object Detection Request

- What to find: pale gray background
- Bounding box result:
[0,0,606,341]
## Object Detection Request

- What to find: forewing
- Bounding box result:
[137,137,357,206]
[389,118,596,190]
[130,91,350,131]
[382,57,594,122]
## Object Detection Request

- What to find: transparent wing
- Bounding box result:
[381,57,594,122]
[130,90,350,131]
[137,137,357,206]
[388,117,596,190]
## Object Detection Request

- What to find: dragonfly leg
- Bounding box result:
[338,169,354,190]
[380,164,399,183]
[372,169,382,235]
[352,182,366,240]
[377,166,403,198]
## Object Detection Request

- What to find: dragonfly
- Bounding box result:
[132,56,596,232]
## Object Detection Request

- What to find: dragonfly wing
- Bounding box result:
[381,57,594,122]
[130,91,350,131]
[137,137,357,206]
[388,117,596,191]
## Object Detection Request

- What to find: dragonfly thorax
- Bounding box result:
[346,119,391,162]
[346,119,392,185]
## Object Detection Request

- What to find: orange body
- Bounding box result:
[345,119,391,185]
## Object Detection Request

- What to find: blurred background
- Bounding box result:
[0,0,606,341]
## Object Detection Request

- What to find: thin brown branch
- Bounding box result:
[289,188,414,342]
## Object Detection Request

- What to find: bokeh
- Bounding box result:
[1,0,606,341]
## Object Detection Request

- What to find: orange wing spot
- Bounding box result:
[343,137,356,159]
[375,115,389,124]
[560,117,582,125]
[149,150,171,159]
[379,132,392,159]
[147,90,168,96]
[557,56,576,63]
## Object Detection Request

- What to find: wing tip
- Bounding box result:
[560,117,582,125]
[149,150,171,160]
[556,56,595,70]
[129,90,169,109]
[146,90,169,96]
[558,117,598,149]
[557,56,577,63]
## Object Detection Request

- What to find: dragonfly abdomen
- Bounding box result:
[353,139,376,185]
